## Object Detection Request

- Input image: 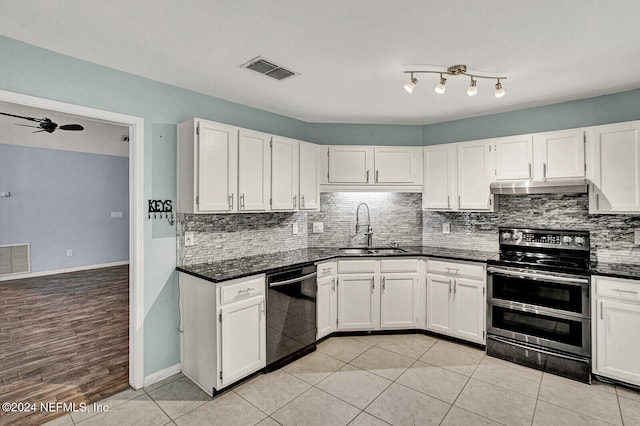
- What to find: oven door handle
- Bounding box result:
[487,267,589,285]
[269,272,317,287]
[488,335,589,363]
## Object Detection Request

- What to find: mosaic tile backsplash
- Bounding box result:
[178,192,640,266]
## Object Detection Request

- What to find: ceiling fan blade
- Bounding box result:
[0,111,41,122]
[15,123,41,129]
[59,124,84,131]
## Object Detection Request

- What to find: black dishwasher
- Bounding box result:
[265,265,317,370]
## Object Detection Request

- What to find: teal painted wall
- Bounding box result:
[422,89,640,145]
[3,34,640,378]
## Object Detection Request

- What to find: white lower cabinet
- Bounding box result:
[179,273,266,395]
[426,259,486,344]
[316,261,337,339]
[593,276,640,386]
[336,259,418,331]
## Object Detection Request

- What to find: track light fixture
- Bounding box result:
[403,64,506,98]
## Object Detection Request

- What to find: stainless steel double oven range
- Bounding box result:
[486,228,592,383]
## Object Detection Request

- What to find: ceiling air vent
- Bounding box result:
[241,56,298,81]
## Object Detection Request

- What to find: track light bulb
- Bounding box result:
[467,78,478,96]
[495,80,505,98]
[435,75,447,94]
[403,75,418,94]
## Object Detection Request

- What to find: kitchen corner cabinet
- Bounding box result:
[457,140,494,211]
[271,136,299,211]
[326,146,421,187]
[177,119,239,213]
[316,261,337,339]
[587,121,640,214]
[336,259,418,331]
[299,141,320,210]
[593,276,640,386]
[238,130,271,212]
[179,273,266,395]
[426,259,486,344]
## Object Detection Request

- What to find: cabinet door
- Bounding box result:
[589,122,640,213]
[426,274,453,334]
[197,121,238,212]
[452,278,485,344]
[299,142,320,210]
[533,129,585,180]
[219,295,266,387]
[337,274,377,330]
[495,135,533,180]
[271,136,299,211]
[457,140,493,211]
[238,130,271,211]
[595,298,640,385]
[423,144,456,210]
[374,147,415,183]
[328,146,372,183]
[380,273,418,329]
[316,274,337,339]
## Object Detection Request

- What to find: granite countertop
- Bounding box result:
[591,262,640,280]
[176,246,497,283]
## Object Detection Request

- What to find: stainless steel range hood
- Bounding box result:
[489,179,589,195]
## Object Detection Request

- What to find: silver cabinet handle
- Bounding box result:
[448,279,452,294]
[293,195,297,209]
[228,193,234,210]
[238,287,254,294]
[375,170,379,183]
[322,266,334,274]
[528,162,532,178]
[366,170,370,183]
[458,195,461,207]
[371,278,375,291]
[454,280,457,295]
[596,193,600,210]
[613,288,639,295]
[600,301,604,320]
[331,278,335,292]
[301,195,305,208]
[240,193,245,209]
[447,195,450,208]
[382,276,386,291]
[543,163,547,179]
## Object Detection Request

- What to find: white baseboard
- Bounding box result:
[143,363,182,388]
[0,260,129,281]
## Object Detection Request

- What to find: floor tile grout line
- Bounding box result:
[534,396,621,426]
[142,387,175,423]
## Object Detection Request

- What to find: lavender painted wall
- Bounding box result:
[0,144,129,273]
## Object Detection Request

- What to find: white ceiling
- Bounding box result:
[2,0,640,125]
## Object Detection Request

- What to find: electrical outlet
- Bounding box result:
[292,222,299,235]
[184,232,195,247]
[313,222,324,233]
[66,249,73,257]
[635,230,640,245]
[442,223,451,234]
[111,211,123,218]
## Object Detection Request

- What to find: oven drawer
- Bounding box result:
[219,275,265,305]
[427,259,485,279]
[594,276,640,301]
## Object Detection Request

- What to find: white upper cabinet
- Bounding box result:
[238,130,271,212]
[533,129,585,180]
[299,142,320,210]
[177,119,238,213]
[271,136,299,211]
[325,146,422,187]
[423,144,456,210]
[457,140,494,211]
[588,121,640,213]
[495,135,533,180]
[374,147,416,183]
[328,146,372,183]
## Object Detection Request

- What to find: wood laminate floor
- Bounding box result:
[0,265,129,425]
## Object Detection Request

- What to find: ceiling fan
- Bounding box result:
[0,111,84,133]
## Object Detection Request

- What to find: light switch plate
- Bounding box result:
[442,223,451,234]
[184,232,195,247]
[313,222,324,233]
[635,230,640,245]
[292,222,299,235]
[111,211,123,218]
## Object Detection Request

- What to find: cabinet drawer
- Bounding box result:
[338,260,377,274]
[380,259,418,273]
[219,275,265,305]
[427,259,485,279]
[595,276,640,301]
[317,262,336,277]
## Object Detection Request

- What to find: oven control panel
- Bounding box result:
[499,228,589,250]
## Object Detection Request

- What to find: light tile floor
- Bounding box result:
[45,334,640,426]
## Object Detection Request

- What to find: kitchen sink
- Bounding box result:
[338,247,407,255]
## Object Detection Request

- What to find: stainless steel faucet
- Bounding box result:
[355,202,373,247]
